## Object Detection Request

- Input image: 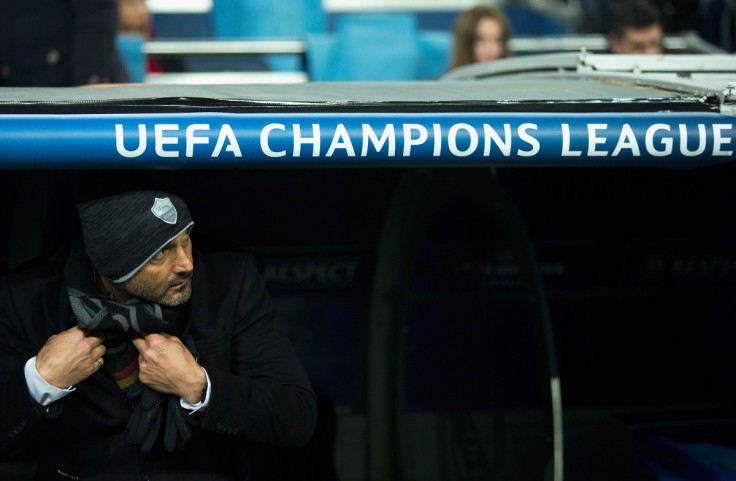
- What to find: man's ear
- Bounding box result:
[100,276,128,303]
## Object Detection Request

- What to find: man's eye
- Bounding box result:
[151,249,165,260]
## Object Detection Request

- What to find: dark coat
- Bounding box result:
[0,0,129,86]
[0,246,317,480]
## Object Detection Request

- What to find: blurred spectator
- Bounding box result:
[450,5,512,69]
[607,0,664,54]
[116,0,162,80]
[0,0,129,86]
[579,0,698,34]
[118,0,150,37]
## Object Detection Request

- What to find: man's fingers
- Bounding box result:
[132,336,146,352]
[93,344,106,359]
[67,325,88,336]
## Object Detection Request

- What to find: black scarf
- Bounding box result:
[64,247,197,453]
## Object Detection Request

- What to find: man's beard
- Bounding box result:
[121,272,193,306]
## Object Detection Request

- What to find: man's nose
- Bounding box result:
[172,246,193,273]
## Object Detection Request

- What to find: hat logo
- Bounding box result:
[151,197,177,224]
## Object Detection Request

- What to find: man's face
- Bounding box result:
[609,23,664,54]
[119,231,194,306]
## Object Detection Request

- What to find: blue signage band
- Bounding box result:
[0,112,733,169]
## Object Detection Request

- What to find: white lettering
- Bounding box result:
[611,123,640,157]
[680,124,706,157]
[361,124,395,157]
[212,124,241,157]
[185,124,209,158]
[517,123,539,157]
[561,124,581,156]
[155,124,179,158]
[293,124,320,157]
[483,124,512,156]
[326,124,355,157]
[587,124,608,156]
[433,123,442,157]
[261,123,286,157]
[448,123,478,157]
[403,124,428,156]
[713,124,733,156]
[115,124,146,158]
[646,124,672,157]
[562,124,583,157]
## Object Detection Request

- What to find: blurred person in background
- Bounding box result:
[116,0,161,80]
[118,0,151,37]
[0,0,129,86]
[607,0,664,54]
[450,5,512,69]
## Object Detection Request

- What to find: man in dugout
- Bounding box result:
[0,190,317,480]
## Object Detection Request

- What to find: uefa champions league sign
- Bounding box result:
[1,112,733,167]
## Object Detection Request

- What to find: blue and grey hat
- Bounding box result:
[77,191,194,283]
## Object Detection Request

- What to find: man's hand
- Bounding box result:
[132,333,206,404]
[36,326,106,388]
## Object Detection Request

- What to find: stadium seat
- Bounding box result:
[116,34,146,83]
[211,0,324,37]
[210,0,325,71]
[503,5,568,36]
[304,33,338,80]
[417,30,452,79]
[307,13,422,81]
[152,13,213,38]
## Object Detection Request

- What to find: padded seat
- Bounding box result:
[116,34,146,83]
[307,13,421,81]
[211,0,325,71]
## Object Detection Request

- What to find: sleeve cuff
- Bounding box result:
[24,357,75,407]
[180,367,210,414]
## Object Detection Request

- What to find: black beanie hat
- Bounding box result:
[77,191,194,283]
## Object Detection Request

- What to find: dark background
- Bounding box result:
[2,163,736,480]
